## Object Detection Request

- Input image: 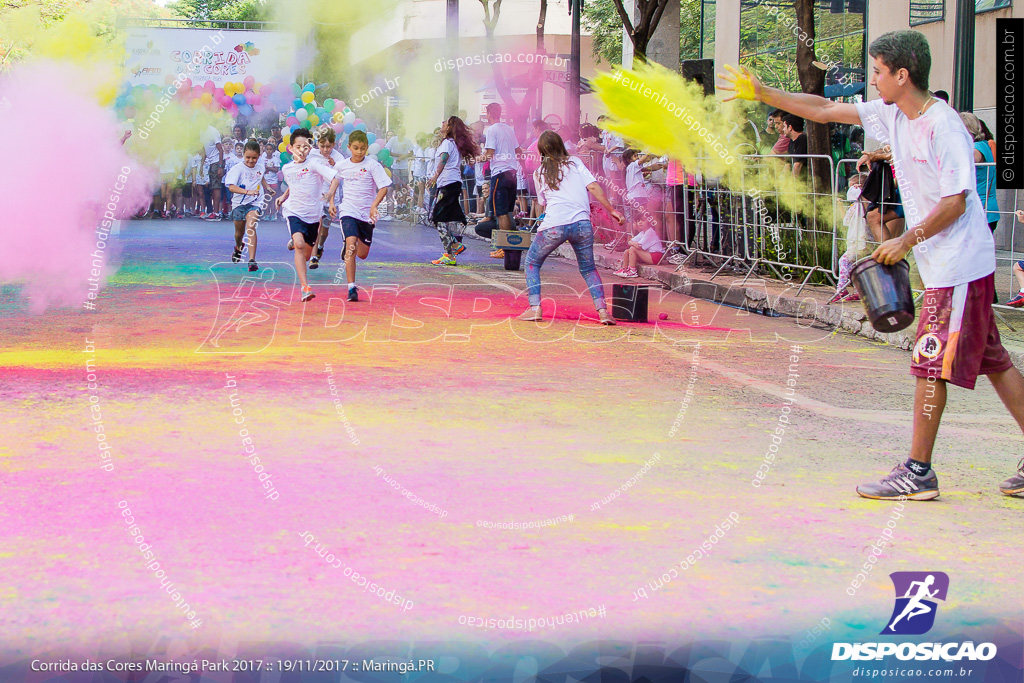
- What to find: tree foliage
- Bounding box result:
[582,0,703,67]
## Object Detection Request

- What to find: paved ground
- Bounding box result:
[2,217,1022,659]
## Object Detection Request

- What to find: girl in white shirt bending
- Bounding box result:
[519,131,624,326]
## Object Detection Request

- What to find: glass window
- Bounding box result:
[738,1,866,98]
[977,0,1012,12]
[910,0,944,25]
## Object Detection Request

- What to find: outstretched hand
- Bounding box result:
[717,64,762,103]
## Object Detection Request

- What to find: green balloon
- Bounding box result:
[304,103,315,114]
[300,119,312,128]
[324,98,335,111]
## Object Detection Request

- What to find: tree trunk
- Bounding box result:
[794,0,831,192]
[535,0,547,121]
[610,0,671,63]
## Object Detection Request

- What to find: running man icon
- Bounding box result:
[881,572,949,635]
[197,263,296,354]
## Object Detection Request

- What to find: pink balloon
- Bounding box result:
[244,75,255,88]
[192,85,203,98]
[353,118,362,125]
[254,102,265,113]
[204,80,215,92]
[332,122,343,132]
[286,116,299,126]
[250,93,262,105]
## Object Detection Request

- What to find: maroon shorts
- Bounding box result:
[911,273,1013,390]
[650,251,664,265]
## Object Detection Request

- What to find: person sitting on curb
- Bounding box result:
[614,226,664,279]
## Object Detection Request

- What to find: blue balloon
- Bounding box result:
[343,123,354,133]
[355,123,367,132]
[303,82,315,92]
[367,132,376,144]
[292,98,303,109]
[238,104,254,116]
[314,107,326,117]
[232,93,246,105]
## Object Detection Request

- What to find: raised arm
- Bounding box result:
[718,65,861,126]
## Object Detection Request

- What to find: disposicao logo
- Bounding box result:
[832,572,997,662]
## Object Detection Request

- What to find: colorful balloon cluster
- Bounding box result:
[279,82,393,168]
[114,74,298,120]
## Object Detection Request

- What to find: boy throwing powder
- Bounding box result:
[275,128,339,302]
[326,130,391,303]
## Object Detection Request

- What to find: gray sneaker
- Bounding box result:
[999,459,1024,496]
[856,462,940,501]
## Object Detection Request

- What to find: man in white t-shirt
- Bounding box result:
[720,29,1024,501]
[481,102,523,253]
[385,126,414,212]
[200,125,225,218]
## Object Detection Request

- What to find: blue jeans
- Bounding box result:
[525,220,606,309]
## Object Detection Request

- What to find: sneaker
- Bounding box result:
[841,291,861,302]
[248,260,258,272]
[518,306,543,322]
[856,462,940,501]
[598,309,617,326]
[347,287,359,303]
[451,243,467,257]
[999,458,1024,496]
[616,268,638,278]
[315,246,324,259]
[205,213,221,222]
[309,256,320,270]
[490,248,504,259]
[287,239,294,251]
[1005,291,1024,308]
[301,285,315,302]
[431,254,457,266]
[231,248,242,263]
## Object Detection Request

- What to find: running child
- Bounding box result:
[275,128,340,302]
[224,139,269,272]
[309,128,345,270]
[324,130,391,302]
[428,116,480,266]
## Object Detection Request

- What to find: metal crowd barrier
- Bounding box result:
[398,151,1023,320]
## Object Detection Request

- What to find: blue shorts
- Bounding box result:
[230,204,260,221]
[341,216,374,246]
[288,216,320,247]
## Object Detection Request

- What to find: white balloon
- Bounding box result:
[368,142,381,155]
[295,108,308,121]
[343,111,355,124]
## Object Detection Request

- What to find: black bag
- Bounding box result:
[859,160,898,209]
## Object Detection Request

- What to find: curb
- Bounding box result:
[458,222,1024,367]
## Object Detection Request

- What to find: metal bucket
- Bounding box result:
[850,257,915,333]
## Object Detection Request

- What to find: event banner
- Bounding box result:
[123,27,296,88]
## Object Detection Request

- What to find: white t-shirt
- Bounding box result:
[263,151,281,184]
[484,122,519,174]
[435,138,462,186]
[634,227,663,253]
[855,98,995,288]
[411,145,426,177]
[625,160,653,200]
[385,136,414,170]
[602,131,623,174]
[192,154,209,185]
[224,153,242,177]
[224,159,267,209]
[201,126,223,166]
[280,157,339,223]
[516,162,527,190]
[335,156,392,222]
[311,148,346,204]
[534,156,596,231]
